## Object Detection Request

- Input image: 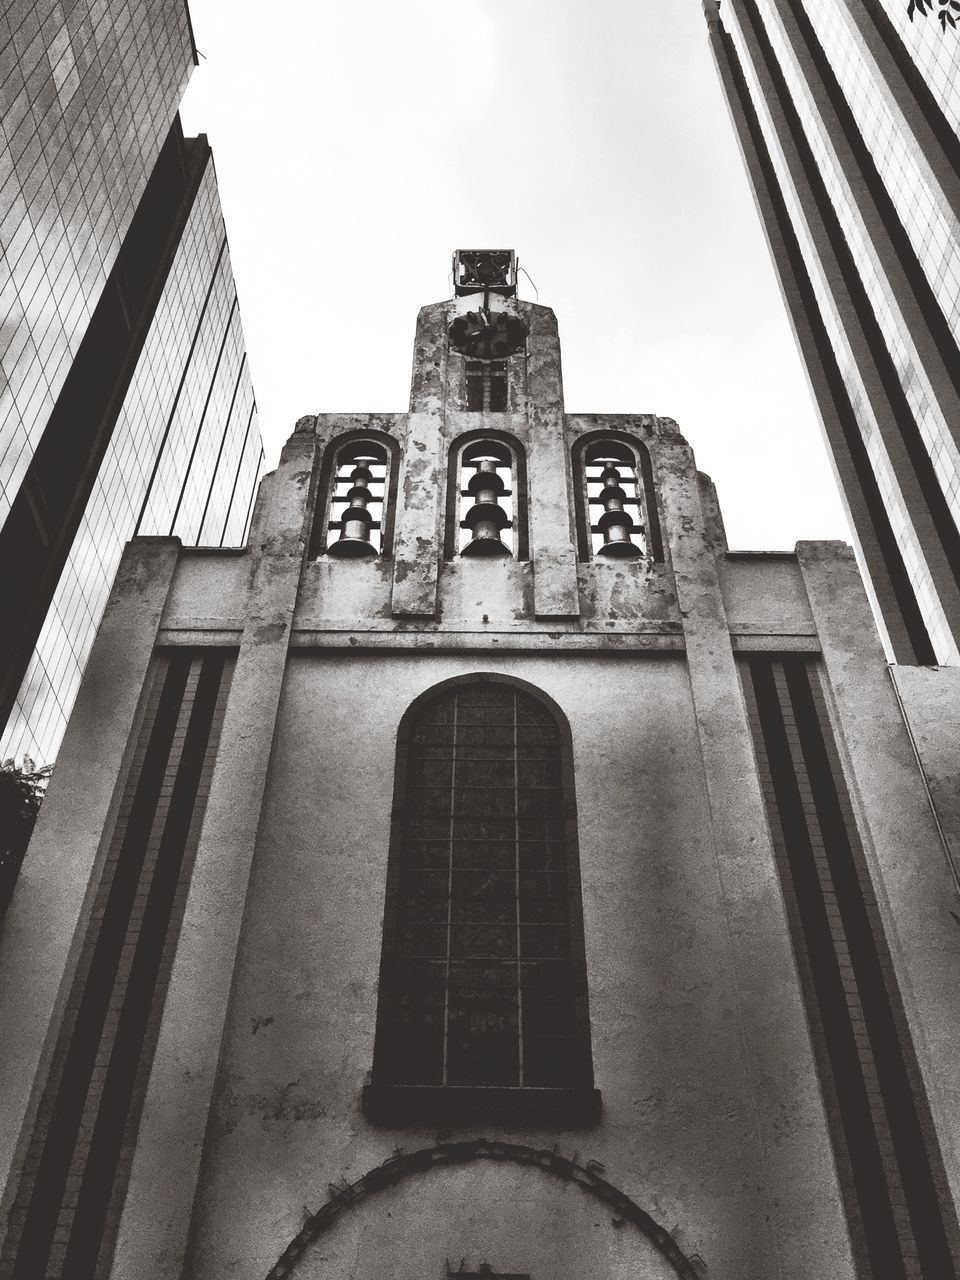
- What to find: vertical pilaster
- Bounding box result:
[391,306,446,617]
[109,431,317,1280]
[0,538,180,1217]
[526,307,579,618]
[798,540,960,1219]
[890,664,960,883]
[659,434,855,1277]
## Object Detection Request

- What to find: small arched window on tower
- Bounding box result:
[574,436,662,562]
[315,436,396,559]
[365,676,597,1124]
[449,307,527,413]
[465,360,508,412]
[445,434,528,560]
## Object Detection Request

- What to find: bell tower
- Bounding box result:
[3,254,960,1280]
[388,248,584,622]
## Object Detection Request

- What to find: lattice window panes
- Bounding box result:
[376,683,589,1091]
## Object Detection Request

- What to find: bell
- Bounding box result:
[328,460,378,558]
[596,462,642,559]
[461,450,512,557]
[596,524,642,559]
[461,501,512,557]
[328,511,377,558]
[462,526,511,557]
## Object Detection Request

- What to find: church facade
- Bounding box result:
[2,253,960,1279]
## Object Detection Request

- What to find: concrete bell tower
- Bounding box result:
[3,254,960,1280]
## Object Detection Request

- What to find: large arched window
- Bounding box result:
[367,676,596,1125]
[444,432,528,560]
[572,433,663,562]
[309,432,399,559]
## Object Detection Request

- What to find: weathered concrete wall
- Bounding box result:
[657,437,852,1274]
[297,558,397,626]
[110,428,321,1279]
[393,306,447,617]
[291,559,681,636]
[185,651,781,1279]
[525,307,579,618]
[159,548,252,627]
[892,664,960,888]
[272,1161,679,1280]
[799,543,960,1222]
[718,552,814,639]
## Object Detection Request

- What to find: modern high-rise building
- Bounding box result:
[3,253,960,1279]
[0,0,263,764]
[705,0,960,666]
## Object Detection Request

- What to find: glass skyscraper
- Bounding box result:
[0,0,264,763]
[706,0,960,665]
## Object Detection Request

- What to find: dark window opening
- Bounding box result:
[466,361,508,413]
[372,682,593,1098]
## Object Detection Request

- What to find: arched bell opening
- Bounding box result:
[324,438,391,559]
[460,439,513,558]
[576,435,660,560]
[446,435,528,560]
[584,439,644,560]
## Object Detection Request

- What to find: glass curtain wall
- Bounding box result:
[708,0,960,664]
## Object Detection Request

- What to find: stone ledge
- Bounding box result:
[361,1084,602,1129]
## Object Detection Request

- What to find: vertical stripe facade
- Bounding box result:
[708,0,960,664]
[740,654,960,1277]
[0,650,234,1280]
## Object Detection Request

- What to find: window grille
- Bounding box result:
[374,682,591,1093]
[465,360,508,412]
[325,439,389,558]
[582,439,645,559]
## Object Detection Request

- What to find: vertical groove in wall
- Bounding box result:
[740,653,960,1279]
[0,650,234,1280]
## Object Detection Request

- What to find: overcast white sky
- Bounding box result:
[179,0,850,551]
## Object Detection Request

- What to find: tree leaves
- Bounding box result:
[0,757,52,826]
[1,757,53,912]
[908,0,960,31]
